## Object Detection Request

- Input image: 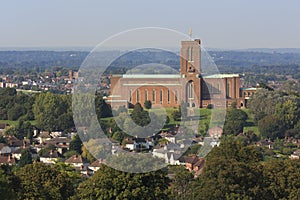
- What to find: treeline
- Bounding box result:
[248,88,300,140]
[0,51,88,74]
[0,88,34,121]
[1,139,299,199]
[2,50,300,82]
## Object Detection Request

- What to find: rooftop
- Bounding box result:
[203,74,240,79]
[241,87,258,91]
[122,74,181,79]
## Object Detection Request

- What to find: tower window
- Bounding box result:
[187,47,193,62]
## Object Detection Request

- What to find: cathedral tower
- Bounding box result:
[180,39,201,107]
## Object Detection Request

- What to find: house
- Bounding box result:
[0,155,16,165]
[65,154,92,176]
[38,131,51,143]
[6,136,24,152]
[165,133,176,143]
[256,139,274,149]
[152,143,182,165]
[65,155,89,168]
[208,126,223,138]
[39,149,60,164]
[44,137,70,154]
[89,159,102,173]
[12,148,23,160]
[0,143,12,155]
[183,155,205,173]
[124,138,150,151]
[50,131,63,138]
[290,149,300,160]
[77,165,93,176]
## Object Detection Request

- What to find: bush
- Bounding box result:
[207,104,214,109]
[144,100,152,109]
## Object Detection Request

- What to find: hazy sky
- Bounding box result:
[1,0,300,49]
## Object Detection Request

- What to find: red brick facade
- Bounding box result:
[107,39,253,109]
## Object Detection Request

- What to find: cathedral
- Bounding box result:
[107,38,256,109]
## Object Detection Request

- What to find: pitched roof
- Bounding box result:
[65,155,84,164]
[194,158,205,167]
[6,136,23,147]
[184,155,201,165]
[90,159,102,167]
[40,150,59,158]
[0,155,16,164]
[0,143,6,150]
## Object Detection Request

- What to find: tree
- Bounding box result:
[263,159,300,199]
[7,104,25,120]
[33,93,72,131]
[223,107,248,135]
[172,109,181,121]
[18,149,33,167]
[17,163,76,200]
[144,100,152,109]
[0,165,18,200]
[81,145,96,163]
[195,158,263,200]
[275,99,299,130]
[258,115,284,139]
[76,165,169,200]
[96,95,113,119]
[194,139,264,200]
[69,134,83,154]
[168,165,195,200]
[131,103,150,127]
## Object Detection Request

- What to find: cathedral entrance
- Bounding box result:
[186,80,195,108]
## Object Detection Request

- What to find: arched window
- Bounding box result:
[188,47,193,61]
[167,90,170,104]
[137,90,140,102]
[160,90,163,104]
[175,90,178,102]
[152,90,156,102]
[226,83,230,98]
[129,89,132,102]
[188,81,194,99]
[145,90,148,101]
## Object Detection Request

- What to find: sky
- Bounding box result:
[1,0,300,49]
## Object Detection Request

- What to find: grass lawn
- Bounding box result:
[100,107,260,136]
[0,120,19,126]
[242,108,260,136]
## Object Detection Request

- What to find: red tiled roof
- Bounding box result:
[0,155,16,164]
[90,159,102,167]
[65,155,84,164]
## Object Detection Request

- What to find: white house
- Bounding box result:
[39,150,59,164]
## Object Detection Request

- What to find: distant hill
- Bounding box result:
[0,49,300,80]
